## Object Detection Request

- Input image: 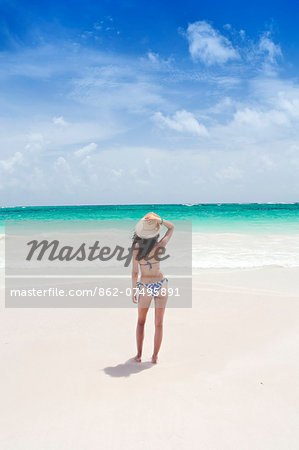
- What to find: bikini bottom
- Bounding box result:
[136,277,168,299]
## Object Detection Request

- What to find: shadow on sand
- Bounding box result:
[103,358,154,378]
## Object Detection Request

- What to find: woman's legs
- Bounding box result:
[152,284,168,363]
[134,301,150,362]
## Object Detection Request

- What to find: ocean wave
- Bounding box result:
[192,232,299,268]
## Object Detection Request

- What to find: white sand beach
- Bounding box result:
[0,266,298,450]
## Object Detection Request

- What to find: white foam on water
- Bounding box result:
[192,232,299,268]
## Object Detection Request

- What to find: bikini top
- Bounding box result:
[139,261,160,270]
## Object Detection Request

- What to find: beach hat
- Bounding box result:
[135,217,161,239]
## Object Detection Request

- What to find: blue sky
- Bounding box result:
[0,0,299,205]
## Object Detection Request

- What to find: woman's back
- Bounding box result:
[138,245,164,282]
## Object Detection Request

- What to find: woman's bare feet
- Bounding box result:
[151,354,158,364]
[134,354,142,362]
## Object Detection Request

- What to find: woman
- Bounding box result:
[131,212,174,364]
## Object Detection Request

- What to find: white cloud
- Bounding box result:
[55,156,67,167]
[142,51,173,69]
[258,34,282,64]
[183,22,282,74]
[25,133,45,154]
[52,116,68,126]
[71,73,164,113]
[0,152,23,173]
[153,110,208,136]
[74,142,97,158]
[185,20,240,65]
[239,32,282,76]
[147,52,160,64]
[216,165,243,180]
[0,140,298,203]
[233,107,289,128]
[111,168,123,177]
[258,154,276,172]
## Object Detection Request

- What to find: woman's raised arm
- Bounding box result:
[157,219,174,247]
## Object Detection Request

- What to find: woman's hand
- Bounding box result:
[144,212,161,222]
[132,293,138,304]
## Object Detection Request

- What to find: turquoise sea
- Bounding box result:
[0,203,299,233]
[1,204,299,268]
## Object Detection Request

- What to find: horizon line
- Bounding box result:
[1,202,299,209]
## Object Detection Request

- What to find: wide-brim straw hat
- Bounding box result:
[135,217,161,239]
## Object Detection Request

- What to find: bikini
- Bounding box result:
[136,260,168,298]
